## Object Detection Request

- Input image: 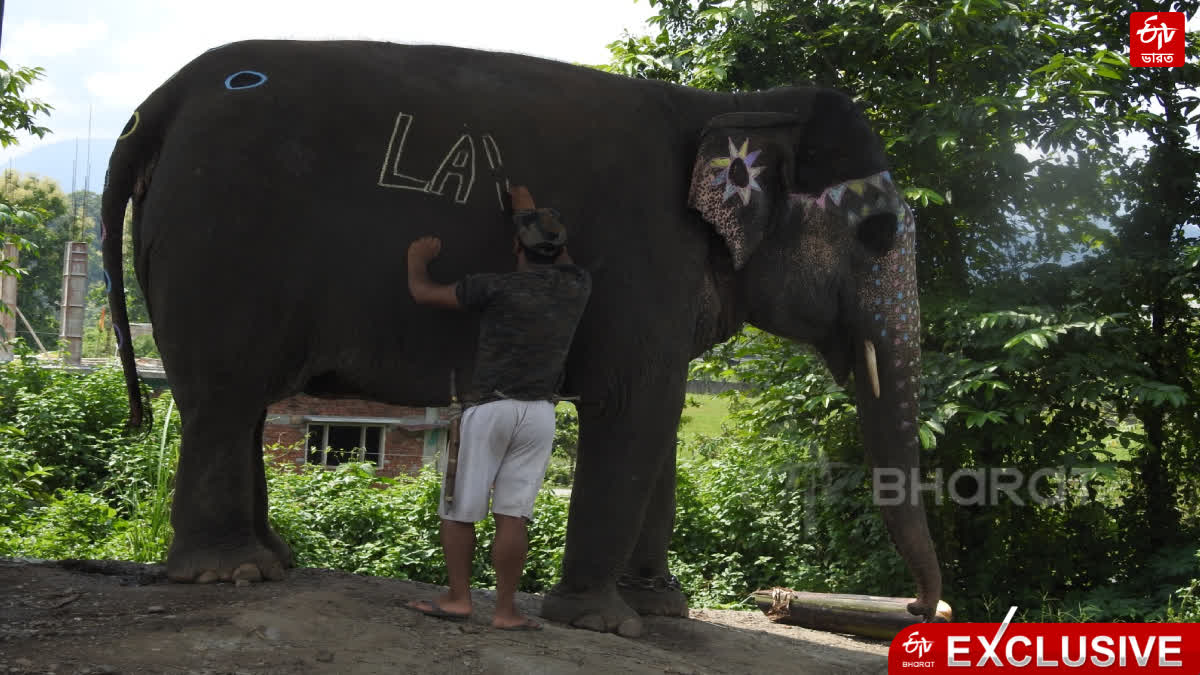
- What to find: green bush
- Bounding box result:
[668,436,908,608]
[107,394,179,562]
[0,351,171,561]
[264,453,569,593]
[545,403,578,487]
[0,351,133,493]
[1167,552,1200,622]
[4,490,124,560]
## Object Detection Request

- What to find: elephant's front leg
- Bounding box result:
[618,446,689,617]
[541,379,685,637]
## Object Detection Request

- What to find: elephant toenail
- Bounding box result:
[616,617,644,638]
[571,614,607,632]
[232,563,262,582]
[195,570,220,584]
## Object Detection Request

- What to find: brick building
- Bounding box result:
[264,395,451,479]
[71,357,451,480]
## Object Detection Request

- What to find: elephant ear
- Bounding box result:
[689,112,804,270]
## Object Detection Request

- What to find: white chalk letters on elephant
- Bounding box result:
[377,112,507,210]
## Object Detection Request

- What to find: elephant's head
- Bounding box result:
[687,91,941,620]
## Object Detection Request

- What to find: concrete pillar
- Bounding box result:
[0,243,17,361]
[59,241,88,365]
[422,406,444,465]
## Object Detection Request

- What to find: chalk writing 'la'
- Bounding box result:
[1137,15,1178,50]
[377,112,507,210]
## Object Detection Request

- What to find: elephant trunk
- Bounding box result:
[854,333,942,619]
[852,205,942,619]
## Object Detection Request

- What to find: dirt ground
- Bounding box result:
[0,558,889,675]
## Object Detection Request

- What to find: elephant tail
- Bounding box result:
[101,102,166,432]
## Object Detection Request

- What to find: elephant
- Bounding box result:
[101,39,940,637]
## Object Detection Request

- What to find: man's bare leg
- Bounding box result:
[408,518,475,617]
[492,513,540,629]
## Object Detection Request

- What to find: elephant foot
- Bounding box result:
[166,537,287,584]
[616,572,688,617]
[908,599,932,619]
[618,587,689,617]
[908,597,951,622]
[541,584,644,638]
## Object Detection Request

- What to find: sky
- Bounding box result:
[0,0,655,163]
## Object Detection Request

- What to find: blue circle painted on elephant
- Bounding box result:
[103,269,112,293]
[224,70,268,90]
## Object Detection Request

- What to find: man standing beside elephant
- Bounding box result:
[404,186,592,631]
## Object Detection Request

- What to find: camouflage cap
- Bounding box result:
[514,208,567,257]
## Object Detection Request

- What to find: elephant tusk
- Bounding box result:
[864,340,881,399]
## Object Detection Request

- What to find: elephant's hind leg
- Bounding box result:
[166,400,287,584]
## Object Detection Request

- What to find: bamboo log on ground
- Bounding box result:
[753,588,953,640]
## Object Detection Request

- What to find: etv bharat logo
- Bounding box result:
[1131,12,1185,67]
[904,632,934,660]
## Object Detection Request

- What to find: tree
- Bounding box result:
[0,60,51,150]
[0,171,70,346]
[0,58,53,339]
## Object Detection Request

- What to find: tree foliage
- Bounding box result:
[0,171,73,345]
[0,60,54,345]
[0,61,51,149]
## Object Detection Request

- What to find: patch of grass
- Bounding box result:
[679,394,738,439]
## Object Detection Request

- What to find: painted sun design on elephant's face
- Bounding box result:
[709,138,764,206]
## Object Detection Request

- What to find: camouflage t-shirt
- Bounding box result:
[455,264,592,406]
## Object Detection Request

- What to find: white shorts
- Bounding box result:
[438,399,556,523]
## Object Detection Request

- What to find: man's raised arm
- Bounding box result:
[407,236,462,310]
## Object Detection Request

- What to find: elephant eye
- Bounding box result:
[857,212,898,256]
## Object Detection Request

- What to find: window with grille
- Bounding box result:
[305,424,385,467]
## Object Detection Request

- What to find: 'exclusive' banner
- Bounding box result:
[889,607,1200,673]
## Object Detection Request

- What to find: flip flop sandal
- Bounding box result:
[406,599,470,622]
